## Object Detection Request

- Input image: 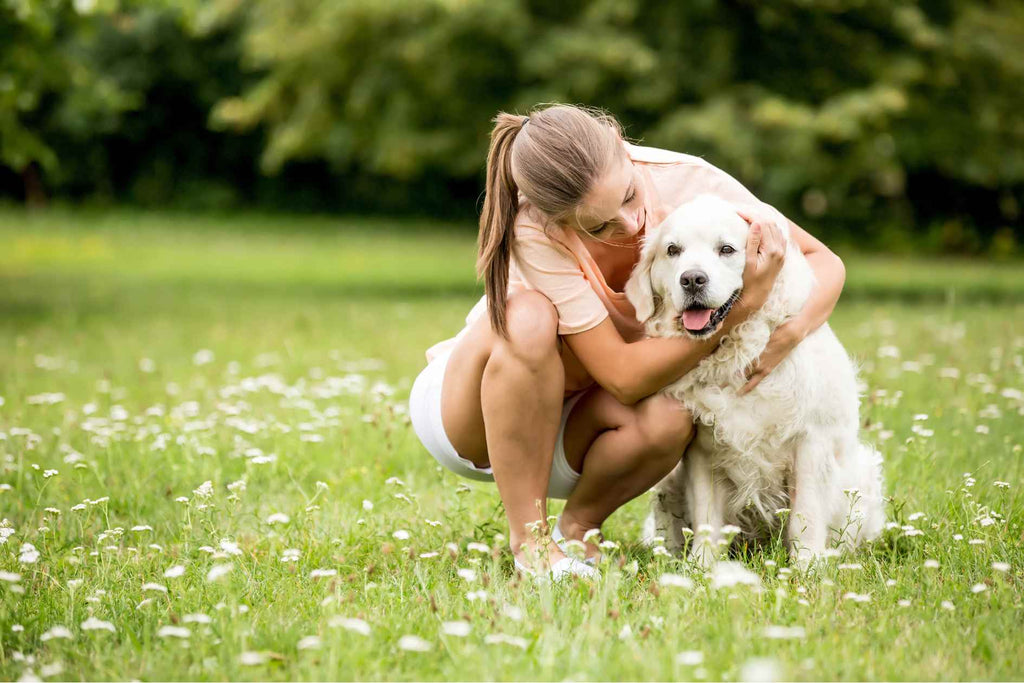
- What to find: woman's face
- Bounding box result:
[564,153,647,243]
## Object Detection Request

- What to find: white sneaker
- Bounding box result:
[551,517,599,567]
[514,556,597,582]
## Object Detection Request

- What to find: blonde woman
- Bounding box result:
[408,104,845,579]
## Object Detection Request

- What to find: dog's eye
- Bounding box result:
[666,244,681,257]
[719,244,736,255]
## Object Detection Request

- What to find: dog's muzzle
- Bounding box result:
[678,289,741,336]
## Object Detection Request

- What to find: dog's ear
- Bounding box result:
[625,236,661,324]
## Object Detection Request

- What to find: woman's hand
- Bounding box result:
[734,208,786,315]
[738,319,806,395]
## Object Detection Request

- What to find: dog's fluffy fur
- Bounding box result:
[624,194,885,567]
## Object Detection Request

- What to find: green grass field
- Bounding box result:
[1,207,1022,681]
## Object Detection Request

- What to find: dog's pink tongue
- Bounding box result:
[682,308,714,331]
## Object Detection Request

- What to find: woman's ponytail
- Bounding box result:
[476,112,528,339]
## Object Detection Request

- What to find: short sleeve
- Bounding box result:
[512,236,609,335]
[695,160,790,234]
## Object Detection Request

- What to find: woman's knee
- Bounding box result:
[636,395,695,457]
[493,291,559,368]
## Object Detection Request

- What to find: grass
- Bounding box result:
[0,207,1022,681]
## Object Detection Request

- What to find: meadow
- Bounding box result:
[1,208,1022,681]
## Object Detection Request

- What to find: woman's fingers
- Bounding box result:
[745,222,763,270]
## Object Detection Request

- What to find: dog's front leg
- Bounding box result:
[685,439,725,569]
[788,436,830,569]
[645,460,689,554]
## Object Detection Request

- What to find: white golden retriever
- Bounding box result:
[625,194,885,568]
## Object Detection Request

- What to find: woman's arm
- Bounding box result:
[738,219,846,394]
[566,221,787,406]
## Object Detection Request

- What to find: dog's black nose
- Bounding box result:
[679,269,708,291]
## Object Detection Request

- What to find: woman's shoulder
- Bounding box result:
[625,141,712,167]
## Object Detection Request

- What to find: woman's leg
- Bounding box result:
[441,291,568,566]
[558,390,694,556]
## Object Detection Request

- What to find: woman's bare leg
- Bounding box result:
[441,291,568,566]
[558,391,694,557]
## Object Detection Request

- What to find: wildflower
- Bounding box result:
[923,559,939,569]
[328,617,371,636]
[992,561,1010,572]
[297,635,321,650]
[385,477,405,487]
[653,546,671,557]
[978,517,995,527]
[842,592,871,603]
[598,540,619,550]
[941,600,955,611]
[953,534,964,541]
[131,525,153,532]
[993,481,1011,489]
[192,349,215,366]
[206,564,233,582]
[280,549,300,563]
[739,658,780,683]
[763,625,806,639]
[441,621,471,637]
[43,469,58,478]
[484,633,529,649]
[676,651,704,666]
[583,529,602,543]
[0,571,20,582]
[142,582,168,593]
[968,539,986,545]
[393,530,410,541]
[40,626,73,642]
[466,590,488,602]
[238,652,267,666]
[618,624,633,640]
[897,599,911,607]
[907,512,926,521]
[267,513,290,525]
[182,614,212,624]
[658,573,694,589]
[164,565,185,578]
[971,584,988,594]
[19,543,40,564]
[457,568,477,582]
[219,539,243,556]
[157,626,190,639]
[467,542,490,554]
[192,481,214,499]
[362,500,374,511]
[838,563,863,570]
[397,635,431,652]
[502,604,523,621]
[709,561,761,590]
[419,551,440,559]
[81,617,116,633]
[310,569,337,578]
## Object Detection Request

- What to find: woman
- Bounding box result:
[408,104,845,579]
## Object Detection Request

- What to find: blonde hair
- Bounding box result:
[476,104,624,337]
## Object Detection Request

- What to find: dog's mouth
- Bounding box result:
[677,290,741,336]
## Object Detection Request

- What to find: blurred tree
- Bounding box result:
[209,0,1023,249]
[0,0,1021,249]
[0,0,138,205]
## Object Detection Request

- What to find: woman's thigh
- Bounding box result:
[439,292,565,467]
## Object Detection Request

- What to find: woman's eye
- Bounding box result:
[667,244,681,257]
[720,245,736,255]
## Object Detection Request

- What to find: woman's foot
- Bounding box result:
[512,538,596,580]
[554,513,604,565]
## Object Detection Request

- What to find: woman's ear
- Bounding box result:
[625,236,660,323]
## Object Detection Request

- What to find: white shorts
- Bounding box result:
[408,347,583,500]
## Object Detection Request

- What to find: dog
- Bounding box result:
[624,194,885,568]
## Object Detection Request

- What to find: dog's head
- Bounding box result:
[626,194,749,339]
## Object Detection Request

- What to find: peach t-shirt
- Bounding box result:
[425,141,787,394]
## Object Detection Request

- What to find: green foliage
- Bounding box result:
[1,0,1022,249]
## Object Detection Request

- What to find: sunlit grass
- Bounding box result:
[0,209,1022,680]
